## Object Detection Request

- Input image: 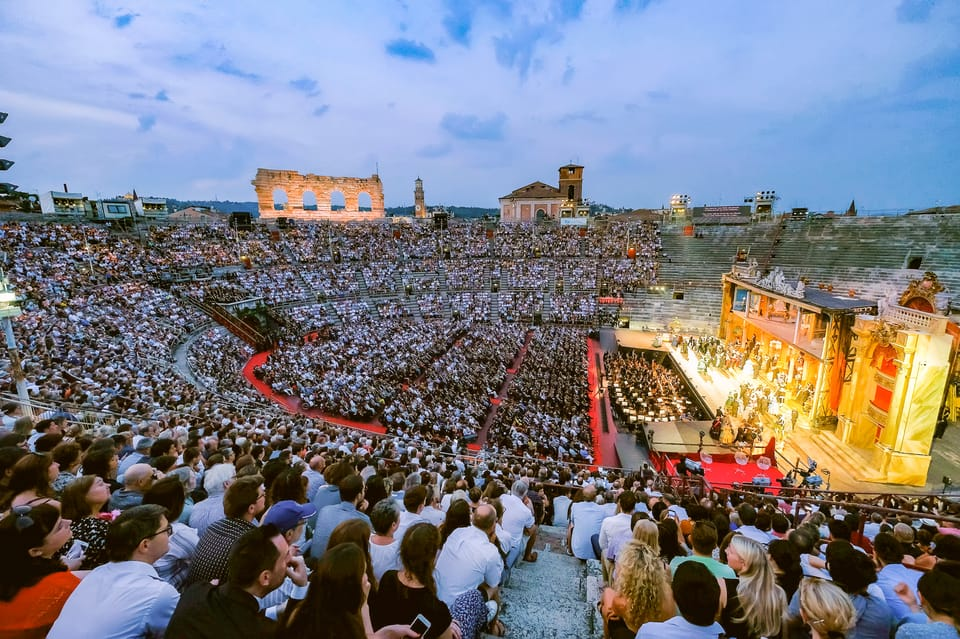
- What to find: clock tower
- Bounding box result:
[414,177,425,218]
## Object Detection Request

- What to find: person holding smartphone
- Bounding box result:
[370,523,462,639]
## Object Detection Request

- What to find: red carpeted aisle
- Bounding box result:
[243,351,386,435]
[588,338,619,469]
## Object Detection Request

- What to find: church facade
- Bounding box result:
[499,164,590,223]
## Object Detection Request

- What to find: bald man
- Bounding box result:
[435,502,503,609]
[109,463,159,511]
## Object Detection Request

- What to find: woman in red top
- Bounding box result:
[0,503,80,639]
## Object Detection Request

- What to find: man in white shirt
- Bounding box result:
[598,490,637,582]
[861,513,884,542]
[394,485,427,542]
[501,480,538,573]
[569,484,606,560]
[188,462,236,538]
[735,502,772,545]
[301,453,326,502]
[552,490,572,527]
[420,485,446,526]
[436,503,503,609]
[49,504,180,639]
[662,493,688,521]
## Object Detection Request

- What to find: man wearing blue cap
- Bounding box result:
[256,500,316,617]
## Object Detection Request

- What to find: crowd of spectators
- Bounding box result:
[502,259,557,290]
[1,218,958,638]
[499,291,541,322]
[551,293,598,324]
[445,259,489,290]
[450,292,491,322]
[487,327,593,464]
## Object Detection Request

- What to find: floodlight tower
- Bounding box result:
[752,190,779,222]
[670,194,691,223]
[0,270,31,418]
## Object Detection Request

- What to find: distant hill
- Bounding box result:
[166,199,260,215]
[166,200,499,219]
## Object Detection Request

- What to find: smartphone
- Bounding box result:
[410,613,431,636]
[66,539,88,560]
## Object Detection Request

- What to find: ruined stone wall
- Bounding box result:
[251,168,385,220]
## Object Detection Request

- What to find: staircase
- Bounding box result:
[489,524,603,638]
[182,296,266,349]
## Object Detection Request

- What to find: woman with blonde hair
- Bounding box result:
[799,578,856,639]
[632,519,660,555]
[721,534,788,639]
[600,539,674,638]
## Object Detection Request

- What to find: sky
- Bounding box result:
[0,0,958,212]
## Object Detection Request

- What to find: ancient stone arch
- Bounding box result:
[252,169,385,220]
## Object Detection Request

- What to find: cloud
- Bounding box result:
[417,144,452,158]
[215,61,261,82]
[385,39,436,63]
[562,58,575,85]
[442,0,512,46]
[128,92,147,100]
[443,2,474,45]
[312,105,330,117]
[614,0,656,12]
[896,0,936,23]
[290,76,321,97]
[553,0,586,23]
[114,13,137,28]
[440,112,507,141]
[646,90,670,102]
[494,24,556,79]
[557,110,605,124]
[155,90,170,102]
[137,115,156,132]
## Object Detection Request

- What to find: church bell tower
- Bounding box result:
[414,177,425,218]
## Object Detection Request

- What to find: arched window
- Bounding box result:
[302,190,318,211]
[358,192,372,212]
[567,185,575,200]
[330,190,346,211]
[272,188,288,211]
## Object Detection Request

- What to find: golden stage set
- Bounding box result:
[720,267,958,486]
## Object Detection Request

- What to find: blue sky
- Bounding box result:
[0,0,957,212]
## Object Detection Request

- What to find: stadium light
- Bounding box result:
[0,112,7,124]
[0,159,13,171]
[0,183,18,195]
[0,135,10,148]
[0,273,31,418]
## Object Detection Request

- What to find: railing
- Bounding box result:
[884,305,947,331]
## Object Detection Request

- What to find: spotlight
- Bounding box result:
[0,159,13,171]
[0,135,10,148]
[0,112,7,124]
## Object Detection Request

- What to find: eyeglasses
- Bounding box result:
[11,505,34,531]
[141,524,174,542]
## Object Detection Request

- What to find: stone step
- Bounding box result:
[489,537,603,639]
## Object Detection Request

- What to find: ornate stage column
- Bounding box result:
[871,329,951,485]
